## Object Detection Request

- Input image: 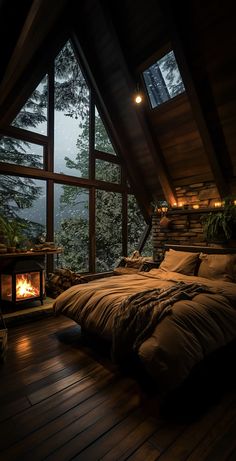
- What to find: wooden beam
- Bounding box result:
[0,0,67,110]
[94,0,177,207]
[89,187,96,272]
[71,33,151,223]
[0,126,48,146]
[0,162,129,193]
[0,20,69,128]
[160,0,230,199]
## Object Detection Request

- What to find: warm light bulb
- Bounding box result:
[135,94,142,104]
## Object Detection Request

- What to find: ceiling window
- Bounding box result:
[143,50,185,109]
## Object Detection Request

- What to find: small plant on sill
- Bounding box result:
[0,216,25,251]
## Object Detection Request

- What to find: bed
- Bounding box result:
[53,246,236,394]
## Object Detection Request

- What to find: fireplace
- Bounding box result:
[0,259,45,309]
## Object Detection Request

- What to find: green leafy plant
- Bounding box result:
[202,201,236,242]
[0,216,25,248]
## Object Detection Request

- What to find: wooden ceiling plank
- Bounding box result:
[160,0,230,199]
[96,0,177,207]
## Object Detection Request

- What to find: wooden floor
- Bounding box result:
[0,315,236,461]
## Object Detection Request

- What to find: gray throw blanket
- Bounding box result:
[112,281,213,363]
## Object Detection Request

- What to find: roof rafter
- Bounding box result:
[160,0,230,199]
[71,33,151,223]
[95,0,177,206]
[0,0,67,113]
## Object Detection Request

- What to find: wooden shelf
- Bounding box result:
[166,207,224,215]
[0,249,63,258]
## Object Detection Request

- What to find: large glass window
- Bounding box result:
[0,175,46,247]
[54,184,89,272]
[11,76,48,135]
[0,136,44,169]
[127,195,151,255]
[54,41,90,177]
[143,50,185,109]
[96,190,122,271]
[95,159,120,183]
[95,107,115,155]
[0,38,151,275]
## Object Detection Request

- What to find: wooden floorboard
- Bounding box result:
[0,315,235,461]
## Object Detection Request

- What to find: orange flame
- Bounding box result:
[16,275,39,299]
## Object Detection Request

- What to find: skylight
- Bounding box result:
[143,50,185,109]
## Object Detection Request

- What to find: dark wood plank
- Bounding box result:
[0,315,235,461]
[152,393,236,461]
[186,399,236,461]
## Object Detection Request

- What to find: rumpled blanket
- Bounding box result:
[112,281,214,363]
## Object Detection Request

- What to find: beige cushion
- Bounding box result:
[197,253,236,282]
[159,249,199,275]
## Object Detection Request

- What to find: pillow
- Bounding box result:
[197,253,236,282]
[159,249,199,275]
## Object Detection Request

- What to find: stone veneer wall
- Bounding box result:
[152,181,221,260]
[152,212,206,260]
[175,181,219,207]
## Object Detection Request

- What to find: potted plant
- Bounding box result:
[0,216,25,252]
[201,201,236,243]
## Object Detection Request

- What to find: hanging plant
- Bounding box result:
[201,200,236,243]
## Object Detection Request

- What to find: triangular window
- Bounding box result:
[95,107,115,155]
[11,75,48,135]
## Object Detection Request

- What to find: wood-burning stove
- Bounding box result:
[0,259,45,309]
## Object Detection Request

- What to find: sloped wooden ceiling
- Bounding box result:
[0,0,236,210]
[72,0,236,200]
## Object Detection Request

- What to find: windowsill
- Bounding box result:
[82,271,114,281]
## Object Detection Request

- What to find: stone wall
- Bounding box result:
[174,182,220,207]
[152,181,221,261]
[152,212,206,260]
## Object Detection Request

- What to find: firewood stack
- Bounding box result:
[46,268,87,298]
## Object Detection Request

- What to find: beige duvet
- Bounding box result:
[53,270,236,392]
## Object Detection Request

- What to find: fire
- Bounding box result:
[16,274,39,299]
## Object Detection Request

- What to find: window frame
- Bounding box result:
[0,37,151,274]
[139,46,186,112]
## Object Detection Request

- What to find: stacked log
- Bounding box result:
[46,268,87,298]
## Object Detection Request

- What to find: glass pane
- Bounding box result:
[95,159,121,183]
[143,50,185,109]
[141,232,153,257]
[11,75,48,135]
[96,190,122,271]
[54,41,90,177]
[0,176,46,248]
[127,195,152,256]
[54,184,89,272]
[0,136,44,169]
[95,107,115,155]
